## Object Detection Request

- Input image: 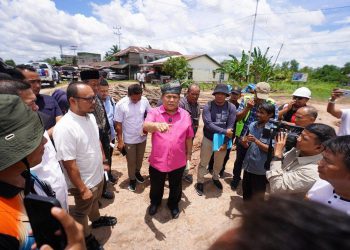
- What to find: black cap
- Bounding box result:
[231,86,242,94]
[80,70,100,80]
[161,80,182,95]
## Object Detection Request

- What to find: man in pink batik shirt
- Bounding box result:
[143,81,194,219]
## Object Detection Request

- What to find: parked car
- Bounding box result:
[27,62,57,87]
[101,68,128,80]
[60,66,79,81]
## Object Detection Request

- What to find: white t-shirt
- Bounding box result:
[307,179,350,215]
[137,72,145,82]
[31,131,69,210]
[338,109,350,136]
[53,110,104,189]
[114,96,151,144]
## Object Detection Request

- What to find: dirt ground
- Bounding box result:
[59,83,349,250]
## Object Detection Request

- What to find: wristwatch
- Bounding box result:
[328,98,336,104]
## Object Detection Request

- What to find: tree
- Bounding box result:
[43,57,64,66]
[217,50,248,83]
[290,59,299,72]
[104,44,120,61]
[4,59,16,67]
[312,65,347,83]
[162,56,189,81]
[249,47,273,82]
[341,62,350,75]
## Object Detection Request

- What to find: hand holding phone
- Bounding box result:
[24,194,67,250]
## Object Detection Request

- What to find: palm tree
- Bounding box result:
[104,45,120,61]
[250,47,273,83]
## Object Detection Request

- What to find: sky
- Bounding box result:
[0,0,349,68]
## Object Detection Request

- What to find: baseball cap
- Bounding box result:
[212,84,230,96]
[0,95,44,171]
[292,87,311,99]
[255,82,271,100]
[231,86,242,95]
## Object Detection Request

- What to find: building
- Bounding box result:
[142,54,228,83]
[61,52,101,65]
[113,46,182,79]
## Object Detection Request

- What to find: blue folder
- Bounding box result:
[213,133,232,151]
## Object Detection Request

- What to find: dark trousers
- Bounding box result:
[139,81,145,89]
[149,165,185,210]
[242,171,267,201]
[208,149,230,173]
[232,141,248,181]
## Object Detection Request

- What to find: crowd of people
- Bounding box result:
[1,58,350,249]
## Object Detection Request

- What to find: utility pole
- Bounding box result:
[246,0,259,82]
[59,45,63,58]
[113,26,122,50]
[70,45,78,65]
[273,43,284,67]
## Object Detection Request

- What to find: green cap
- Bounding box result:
[0,95,44,171]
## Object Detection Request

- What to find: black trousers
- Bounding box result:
[232,140,248,181]
[242,171,267,201]
[149,165,185,210]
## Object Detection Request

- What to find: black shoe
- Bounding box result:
[195,183,204,196]
[102,190,114,199]
[183,174,193,183]
[170,207,180,219]
[108,173,117,184]
[148,204,158,216]
[219,170,225,179]
[135,172,145,183]
[212,178,223,190]
[85,234,104,250]
[128,180,136,192]
[91,216,117,228]
[230,178,240,190]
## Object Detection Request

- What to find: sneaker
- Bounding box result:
[128,180,136,192]
[230,178,240,190]
[135,172,145,183]
[212,178,223,190]
[183,174,193,183]
[91,216,117,228]
[85,234,104,250]
[195,183,204,196]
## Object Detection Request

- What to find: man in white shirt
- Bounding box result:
[114,84,151,191]
[307,135,350,215]
[137,70,146,89]
[53,83,117,250]
[267,123,336,198]
[327,89,350,136]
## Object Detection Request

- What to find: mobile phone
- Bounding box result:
[121,146,127,156]
[24,194,67,249]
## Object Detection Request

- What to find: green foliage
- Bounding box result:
[217,51,248,83]
[249,47,273,82]
[162,56,189,81]
[311,65,348,83]
[104,44,120,61]
[4,59,16,67]
[43,57,64,66]
[290,59,299,72]
[72,56,77,66]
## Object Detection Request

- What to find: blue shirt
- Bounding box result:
[237,97,278,137]
[36,94,62,130]
[103,96,116,140]
[242,121,274,175]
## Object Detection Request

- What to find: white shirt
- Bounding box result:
[114,96,151,144]
[338,109,350,136]
[137,72,145,82]
[307,179,350,215]
[53,110,104,189]
[31,131,68,210]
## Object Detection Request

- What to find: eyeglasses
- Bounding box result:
[74,95,97,103]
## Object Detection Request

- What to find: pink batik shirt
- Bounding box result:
[145,105,194,172]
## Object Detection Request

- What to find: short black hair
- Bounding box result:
[100,78,109,86]
[16,64,36,72]
[0,80,31,95]
[258,103,275,119]
[66,82,85,102]
[323,135,350,171]
[210,195,350,250]
[305,123,336,145]
[2,68,26,81]
[128,83,142,96]
[0,73,13,81]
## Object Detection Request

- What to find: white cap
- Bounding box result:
[292,87,311,99]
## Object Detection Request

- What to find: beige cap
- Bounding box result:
[255,82,270,100]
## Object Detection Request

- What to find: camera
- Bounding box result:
[262,119,304,151]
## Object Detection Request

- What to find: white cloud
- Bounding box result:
[0,0,349,67]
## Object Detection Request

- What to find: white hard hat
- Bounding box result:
[292,87,311,99]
